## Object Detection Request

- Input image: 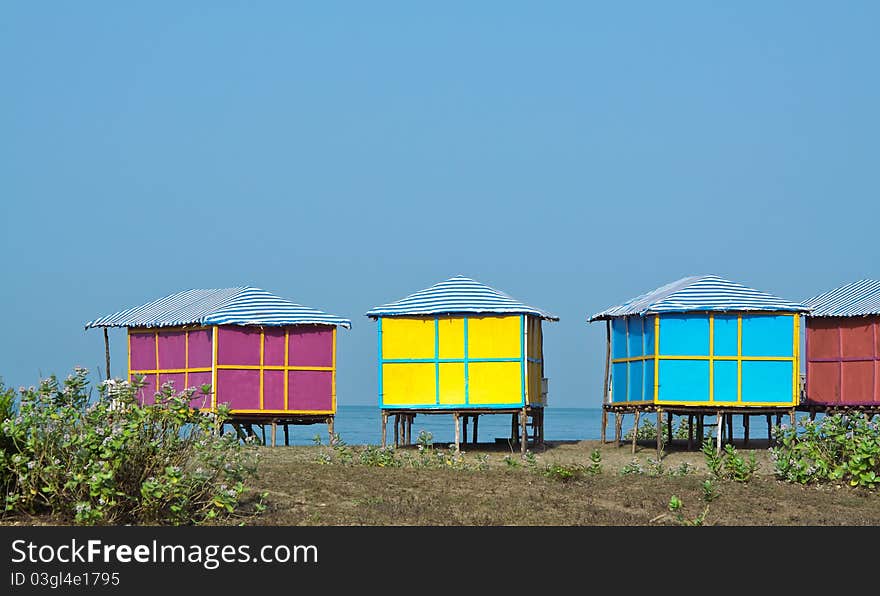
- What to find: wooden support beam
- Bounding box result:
[666,411,673,447]
[520,407,528,455]
[615,412,623,446]
[462,415,469,446]
[472,415,479,444]
[766,415,773,445]
[715,411,723,454]
[381,412,388,448]
[687,415,694,451]
[270,422,277,448]
[656,409,663,460]
[601,408,608,443]
[453,412,460,453]
[743,414,749,446]
[284,424,289,447]
[511,413,519,443]
[103,328,111,380]
[394,414,399,447]
[327,417,334,444]
[631,409,640,454]
[405,414,411,446]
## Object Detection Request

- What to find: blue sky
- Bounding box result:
[2,2,878,407]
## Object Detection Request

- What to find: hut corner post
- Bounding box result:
[103,328,111,380]
[601,320,611,443]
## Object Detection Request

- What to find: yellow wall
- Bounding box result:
[380,314,536,408]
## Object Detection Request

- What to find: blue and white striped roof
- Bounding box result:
[85,287,351,329]
[365,275,559,320]
[803,280,880,317]
[589,275,810,321]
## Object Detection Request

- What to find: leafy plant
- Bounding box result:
[772,414,880,488]
[701,439,759,482]
[0,369,260,525]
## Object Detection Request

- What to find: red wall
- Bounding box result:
[806,317,880,405]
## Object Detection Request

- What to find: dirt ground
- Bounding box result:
[238,439,880,526]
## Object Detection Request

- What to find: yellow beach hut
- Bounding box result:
[366,275,558,453]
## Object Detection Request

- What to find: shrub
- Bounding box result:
[701,439,759,483]
[0,368,260,525]
[771,414,880,488]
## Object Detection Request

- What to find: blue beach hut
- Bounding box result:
[588,275,810,453]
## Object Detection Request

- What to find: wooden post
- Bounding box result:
[743,415,749,446]
[462,415,469,446]
[381,411,388,448]
[283,424,289,446]
[809,409,816,421]
[472,415,479,444]
[270,422,277,448]
[511,413,518,443]
[726,414,733,444]
[687,414,694,451]
[697,415,704,447]
[666,411,673,447]
[656,409,663,459]
[327,417,334,444]
[615,412,623,446]
[767,415,773,445]
[103,328,111,380]
[790,408,796,427]
[453,412,460,453]
[405,414,411,446]
[520,407,528,455]
[538,409,544,445]
[601,408,608,443]
[715,411,722,454]
[394,414,399,447]
[631,409,640,454]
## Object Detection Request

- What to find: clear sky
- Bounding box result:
[2,2,878,407]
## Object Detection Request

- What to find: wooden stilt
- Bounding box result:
[103,328,111,380]
[232,423,248,443]
[381,412,388,448]
[666,411,673,447]
[284,424,289,446]
[766,414,773,444]
[453,412,460,453]
[405,414,411,446]
[538,409,544,445]
[631,410,640,454]
[726,414,733,444]
[687,415,694,451]
[615,412,623,446]
[327,417,334,444]
[790,408,796,427]
[472,415,479,444]
[462,416,469,447]
[601,408,608,443]
[656,409,663,459]
[270,422,277,448]
[743,415,749,446]
[511,413,518,443]
[394,414,400,447]
[520,407,528,455]
[809,409,816,421]
[698,415,704,446]
[715,411,722,454]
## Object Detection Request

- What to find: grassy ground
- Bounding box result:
[229,438,880,526]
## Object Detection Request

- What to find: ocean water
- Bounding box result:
[243,405,810,446]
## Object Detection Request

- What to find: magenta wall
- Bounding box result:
[128,325,336,415]
[215,325,335,413]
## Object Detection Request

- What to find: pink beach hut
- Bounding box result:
[85,287,351,444]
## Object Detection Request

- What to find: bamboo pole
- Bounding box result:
[103,328,111,380]
[615,412,622,446]
[453,412,460,453]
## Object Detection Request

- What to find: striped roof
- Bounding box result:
[802,280,880,317]
[589,275,810,321]
[365,275,559,320]
[85,287,351,329]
